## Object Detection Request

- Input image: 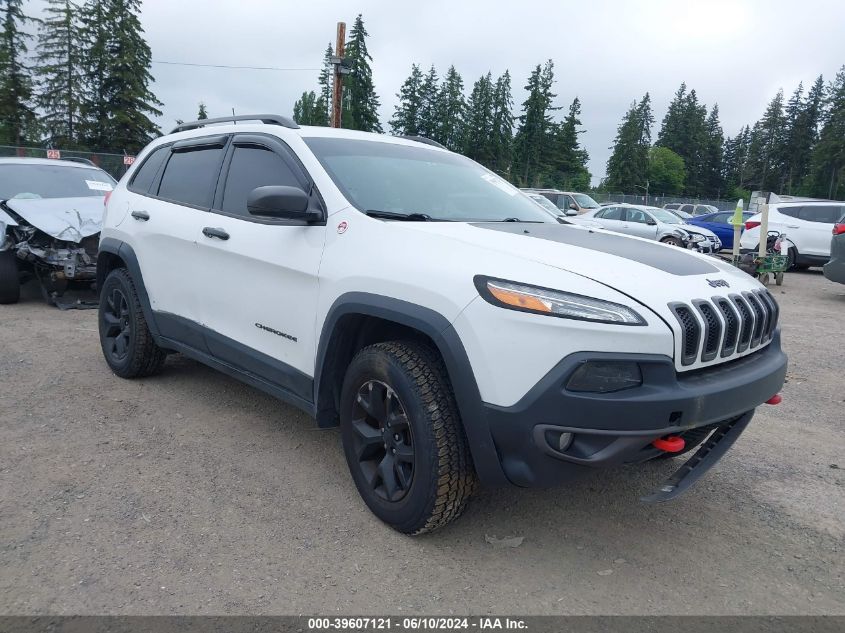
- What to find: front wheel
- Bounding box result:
[660,236,683,247]
[340,341,476,534]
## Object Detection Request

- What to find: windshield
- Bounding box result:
[0,164,115,200]
[304,138,552,222]
[649,208,684,224]
[572,193,599,208]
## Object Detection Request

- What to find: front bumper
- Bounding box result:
[482,331,787,488]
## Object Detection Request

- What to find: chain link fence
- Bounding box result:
[0,145,134,179]
[592,192,740,211]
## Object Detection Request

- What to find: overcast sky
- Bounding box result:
[32,0,845,182]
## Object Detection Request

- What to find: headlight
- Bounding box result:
[689,233,705,243]
[474,276,646,325]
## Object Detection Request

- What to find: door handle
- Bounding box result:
[131,210,150,221]
[786,224,799,229]
[202,227,230,241]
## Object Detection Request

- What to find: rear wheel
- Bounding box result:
[0,250,20,304]
[98,268,166,378]
[340,341,476,534]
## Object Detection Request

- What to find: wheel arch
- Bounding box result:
[98,238,159,336]
[314,293,508,486]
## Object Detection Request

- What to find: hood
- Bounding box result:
[395,221,759,306]
[3,196,104,243]
[680,224,718,239]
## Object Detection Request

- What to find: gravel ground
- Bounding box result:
[1,271,843,615]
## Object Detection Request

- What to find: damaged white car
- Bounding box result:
[0,157,115,305]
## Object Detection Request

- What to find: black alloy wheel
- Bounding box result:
[102,286,132,363]
[350,380,415,502]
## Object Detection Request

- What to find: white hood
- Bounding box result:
[3,196,104,243]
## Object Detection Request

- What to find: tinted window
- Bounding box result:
[679,204,693,213]
[598,207,623,220]
[129,146,168,194]
[221,146,301,215]
[0,164,115,199]
[710,213,731,224]
[779,207,801,218]
[799,205,845,224]
[157,147,224,208]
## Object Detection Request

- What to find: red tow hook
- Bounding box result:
[765,394,783,405]
[652,435,685,453]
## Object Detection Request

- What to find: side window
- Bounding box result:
[129,146,168,194]
[601,206,624,221]
[626,209,647,223]
[157,146,224,208]
[779,206,801,219]
[679,204,693,213]
[564,195,576,210]
[711,213,730,224]
[220,145,302,216]
[799,205,845,224]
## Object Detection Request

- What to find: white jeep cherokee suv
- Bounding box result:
[97,114,787,534]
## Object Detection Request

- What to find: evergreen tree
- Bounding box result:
[808,66,845,199]
[435,65,465,150]
[745,89,785,191]
[702,104,724,197]
[35,0,86,148]
[389,63,423,136]
[293,90,323,125]
[316,43,333,126]
[656,84,708,196]
[488,70,514,176]
[417,65,439,138]
[341,14,381,132]
[604,93,653,192]
[79,0,162,152]
[548,97,590,190]
[722,125,752,198]
[197,102,208,120]
[0,0,37,145]
[513,60,557,186]
[461,71,494,162]
[782,76,824,194]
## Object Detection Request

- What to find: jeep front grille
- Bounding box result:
[670,290,779,367]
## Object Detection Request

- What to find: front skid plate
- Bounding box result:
[641,411,754,503]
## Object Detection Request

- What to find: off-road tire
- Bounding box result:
[661,236,683,247]
[0,250,20,304]
[98,268,166,378]
[340,341,477,534]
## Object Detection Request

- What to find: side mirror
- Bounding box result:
[646,218,657,226]
[565,209,578,217]
[247,185,319,221]
[569,203,578,211]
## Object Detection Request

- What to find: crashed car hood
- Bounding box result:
[3,196,104,242]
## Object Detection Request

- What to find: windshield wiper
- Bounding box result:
[365,210,436,221]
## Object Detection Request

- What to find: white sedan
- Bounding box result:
[581,204,722,253]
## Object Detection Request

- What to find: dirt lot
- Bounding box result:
[1,271,843,616]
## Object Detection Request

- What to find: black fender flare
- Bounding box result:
[98,237,160,336]
[315,292,508,486]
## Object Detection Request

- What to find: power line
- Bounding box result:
[152,60,319,72]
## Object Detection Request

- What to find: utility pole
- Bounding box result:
[331,22,347,128]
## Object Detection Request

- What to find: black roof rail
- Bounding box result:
[400,135,447,150]
[60,157,98,167]
[170,114,299,134]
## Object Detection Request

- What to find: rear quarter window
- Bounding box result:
[128,146,169,194]
[798,206,845,224]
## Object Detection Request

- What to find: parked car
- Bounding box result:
[98,114,786,534]
[524,192,604,229]
[582,204,722,253]
[739,201,845,269]
[521,188,601,215]
[663,203,720,216]
[687,211,754,250]
[0,157,116,304]
[822,222,845,284]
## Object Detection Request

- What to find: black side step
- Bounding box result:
[641,411,755,503]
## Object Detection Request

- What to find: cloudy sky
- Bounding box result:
[33,0,845,182]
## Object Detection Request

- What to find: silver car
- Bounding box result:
[581,204,722,253]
